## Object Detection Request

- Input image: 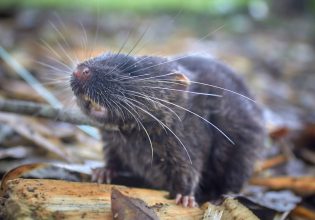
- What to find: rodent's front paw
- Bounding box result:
[91,167,116,184]
[175,193,197,208]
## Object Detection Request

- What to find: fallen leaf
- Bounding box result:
[111,188,159,220]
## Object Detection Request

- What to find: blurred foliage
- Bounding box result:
[0,0,313,20]
[0,0,285,13]
[0,0,250,14]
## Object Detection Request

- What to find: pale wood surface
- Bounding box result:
[1,179,205,220]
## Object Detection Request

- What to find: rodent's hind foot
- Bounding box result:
[175,194,197,208]
[91,167,116,184]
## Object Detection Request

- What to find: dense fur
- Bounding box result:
[70,53,265,204]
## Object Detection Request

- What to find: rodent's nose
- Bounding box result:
[73,67,91,81]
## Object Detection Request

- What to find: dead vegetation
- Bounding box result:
[0,6,315,220]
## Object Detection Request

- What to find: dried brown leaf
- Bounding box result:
[111,188,159,220]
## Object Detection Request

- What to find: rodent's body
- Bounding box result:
[71,54,265,206]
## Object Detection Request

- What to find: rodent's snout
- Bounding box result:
[72,66,91,81]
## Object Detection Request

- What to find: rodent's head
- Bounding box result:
[70,53,190,126]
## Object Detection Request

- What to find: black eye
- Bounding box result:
[82,68,90,76]
[73,66,91,81]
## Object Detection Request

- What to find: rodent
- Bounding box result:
[70,53,265,207]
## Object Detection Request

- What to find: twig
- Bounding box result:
[0,99,118,131]
[291,205,315,220]
[250,176,315,196]
[254,155,288,173]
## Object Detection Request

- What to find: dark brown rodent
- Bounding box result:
[70,53,265,207]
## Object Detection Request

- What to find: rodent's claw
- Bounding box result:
[91,167,115,184]
[175,194,197,208]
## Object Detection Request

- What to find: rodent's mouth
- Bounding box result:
[80,95,108,118]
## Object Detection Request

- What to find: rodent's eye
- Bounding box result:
[72,66,91,81]
[82,68,90,76]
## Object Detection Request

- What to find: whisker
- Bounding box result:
[161,79,257,103]
[40,79,71,87]
[129,91,234,145]
[116,30,133,57]
[90,5,101,63]
[106,25,150,77]
[123,99,155,164]
[118,24,226,80]
[119,54,199,80]
[116,9,184,73]
[125,25,150,58]
[49,21,79,64]
[78,21,89,61]
[123,97,166,132]
[122,91,182,121]
[125,75,256,103]
[137,85,222,97]
[116,97,154,164]
[39,40,62,59]
[56,41,77,67]
[127,100,192,164]
[35,61,71,74]
[97,89,114,118]
[103,30,133,76]
[108,95,127,122]
[44,56,73,72]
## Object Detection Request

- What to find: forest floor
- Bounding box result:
[0,9,315,219]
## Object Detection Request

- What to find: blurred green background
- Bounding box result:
[0,0,314,14]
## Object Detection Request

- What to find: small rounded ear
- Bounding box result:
[171,72,190,87]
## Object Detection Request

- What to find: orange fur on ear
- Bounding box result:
[172,73,190,86]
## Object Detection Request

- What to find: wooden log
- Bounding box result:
[0,179,205,220]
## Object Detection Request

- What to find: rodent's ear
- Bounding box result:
[171,72,190,87]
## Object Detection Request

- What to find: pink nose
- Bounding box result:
[73,67,91,81]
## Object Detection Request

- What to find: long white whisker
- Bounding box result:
[39,40,63,59]
[118,22,224,78]
[45,56,73,72]
[138,86,222,97]
[78,21,89,61]
[119,54,198,80]
[188,80,256,103]
[35,61,71,74]
[129,102,192,164]
[110,96,126,122]
[57,42,77,67]
[123,92,182,121]
[121,96,166,132]
[49,21,79,64]
[118,10,184,74]
[118,25,226,81]
[129,90,234,145]
[118,98,154,164]
[128,76,256,103]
